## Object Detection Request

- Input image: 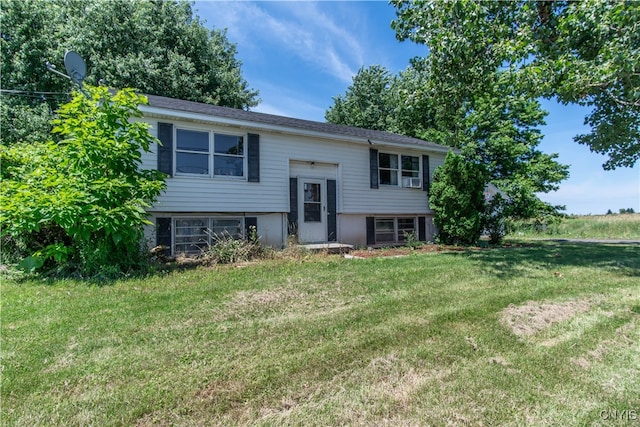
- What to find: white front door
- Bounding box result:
[298,178,326,243]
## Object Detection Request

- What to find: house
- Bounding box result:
[138,94,452,255]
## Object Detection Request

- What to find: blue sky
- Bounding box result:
[195,0,639,215]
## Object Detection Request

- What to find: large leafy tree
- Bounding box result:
[1,0,259,145]
[325,65,395,131]
[392,0,640,170]
[326,64,568,218]
[325,64,436,137]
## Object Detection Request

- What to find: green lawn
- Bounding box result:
[2,242,639,426]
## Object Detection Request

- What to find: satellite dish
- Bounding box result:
[64,51,86,86]
[46,50,90,99]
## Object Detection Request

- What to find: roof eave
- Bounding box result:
[140,102,452,154]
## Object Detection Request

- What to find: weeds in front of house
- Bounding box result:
[3,241,639,426]
[199,228,263,265]
[402,230,422,250]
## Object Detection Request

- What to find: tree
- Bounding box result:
[325,65,395,131]
[0,86,166,277]
[326,64,568,218]
[391,0,640,170]
[430,152,488,245]
[1,0,259,145]
[458,73,569,218]
[325,64,436,137]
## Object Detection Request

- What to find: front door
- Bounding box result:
[298,178,326,243]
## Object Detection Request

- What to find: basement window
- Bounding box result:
[375,217,417,243]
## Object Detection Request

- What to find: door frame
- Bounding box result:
[297,177,327,243]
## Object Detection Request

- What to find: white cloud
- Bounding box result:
[250,80,327,120]
[195,1,363,83]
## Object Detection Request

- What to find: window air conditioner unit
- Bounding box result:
[402,177,422,188]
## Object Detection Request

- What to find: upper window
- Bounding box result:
[214,134,244,176]
[379,153,420,186]
[401,155,420,178]
[175,128,245,178]
[176,129,209,175]
[379,153,399,185]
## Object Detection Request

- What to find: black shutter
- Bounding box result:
[156,217,172,255]
[369,148,379,189]
[288,178,298,235]
[157,122,173,177]
[422,155,430,193]
[327,179,337,242]
[247,133,260,182]
[366,217,375,245]
[245,217,258,240]
[418,216,427,241]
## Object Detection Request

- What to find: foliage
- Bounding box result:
[459,73,569,218]
[607,208,636,215]
[201,229,262,265]
[430,152,488,245]
[325,65,395,131]
[0,0,259,145]
[326,64,435,137]
[326,63,568,219]
[392,0,640,170]
[402,230,422,250]
[0,86,166,277]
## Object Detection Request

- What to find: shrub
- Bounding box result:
[201,230,262,265]
[430,152,488,245]
[0,86,166,278]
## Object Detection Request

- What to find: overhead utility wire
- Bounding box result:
[0,89,69,95]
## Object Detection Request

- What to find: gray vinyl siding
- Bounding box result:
[141,118,447,216]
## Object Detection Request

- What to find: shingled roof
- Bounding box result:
[145,94,449,151]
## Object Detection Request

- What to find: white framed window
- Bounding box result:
[176,129,210,175]
[214,133,244,177]
[375,217,417,243]
[173,217,244,254]
[175,128,245,178]
[379,153,399,186]
[375,218,396,242]
[401,155,420,179]
[397,218,416,242]
[379,153,420,187]
[174,217,210,254]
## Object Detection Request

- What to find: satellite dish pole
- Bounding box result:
[46,51,90,99]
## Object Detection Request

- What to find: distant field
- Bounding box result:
[507,213,640,240]
[3,241,639,426]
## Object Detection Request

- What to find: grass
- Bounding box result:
[507,213,640,240]
[2,241,640,426]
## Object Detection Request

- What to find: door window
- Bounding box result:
[303,182,322,222]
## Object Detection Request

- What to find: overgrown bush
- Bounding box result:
[201,229,262,265]
[0,86,166,278]
[430,152,488,245]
